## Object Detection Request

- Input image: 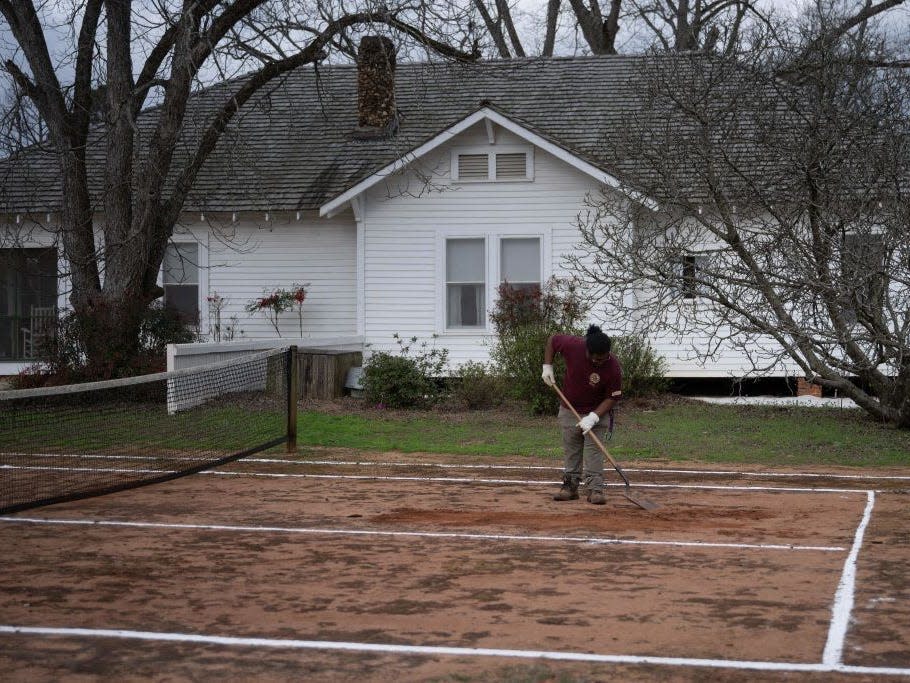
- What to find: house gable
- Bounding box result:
[319,107,623,218]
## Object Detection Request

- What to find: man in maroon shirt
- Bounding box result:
[542,325,622,505]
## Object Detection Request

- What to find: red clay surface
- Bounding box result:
[0,448,908,682]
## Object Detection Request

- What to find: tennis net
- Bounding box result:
[0,347,294,514]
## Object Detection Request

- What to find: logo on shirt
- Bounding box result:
[589,373,601,387]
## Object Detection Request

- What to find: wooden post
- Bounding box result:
[287,346,299,453]
[297,351,363,399]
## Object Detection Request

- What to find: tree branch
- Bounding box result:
[495,0,526,57]
[473,0,512,57]
[0,1,69,142]
[164,11,476,227]
[71,0,103,141]
[134,0,224,113]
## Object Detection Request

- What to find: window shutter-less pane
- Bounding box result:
[163,243,200,324]
[446,239,485,328]
[447,284,485,327]
[495,152,527,179]
[165,285,200,324]
[163,243,199,284]
[457,154,489,180]
[501,238,540,283]
[681,255,697,299]
[446,239,485,282]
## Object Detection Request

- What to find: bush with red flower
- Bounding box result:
[245,283,309,337]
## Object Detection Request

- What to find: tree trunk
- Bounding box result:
[473,0,512,57]
[74,293,148,377]
[543,0,560,56]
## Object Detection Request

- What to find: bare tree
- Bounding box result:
[565,0,623,54]
[469,0,622,56]
[626,0,762,54]
[467,0,780,57]
[466,0,906,58]
[569,3,910,426]
[471,0,526,57]
[0,0,476,374]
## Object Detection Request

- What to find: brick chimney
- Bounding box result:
[354,36,398,139]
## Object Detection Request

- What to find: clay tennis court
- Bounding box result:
[1,449,909,682]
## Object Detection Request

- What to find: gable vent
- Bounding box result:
[495,152,527,178]
[457,153,489,180]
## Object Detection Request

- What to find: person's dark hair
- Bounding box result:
[585,324,611,355]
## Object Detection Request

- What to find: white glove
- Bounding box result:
[541,364,555,387]
[577,411,600,434]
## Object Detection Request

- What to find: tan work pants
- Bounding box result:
[557,405,608,492]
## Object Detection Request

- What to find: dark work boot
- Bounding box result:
[587,489,607,505]
[553,476,579,501]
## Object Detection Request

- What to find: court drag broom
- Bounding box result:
[550,384,659,511]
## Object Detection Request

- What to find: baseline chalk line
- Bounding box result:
[6,454,910,482]
[0,516,845,552]
[0,463,869,494]
[1,625,908,677]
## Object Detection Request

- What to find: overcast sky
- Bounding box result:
[1,0,907,104]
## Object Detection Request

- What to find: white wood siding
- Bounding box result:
[359,122,793,377]
[204,213,358,340]
[2,124,803,379]
[363,123,594,369]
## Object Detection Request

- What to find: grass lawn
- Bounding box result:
[297,398,910,469]
[3,396,907,470]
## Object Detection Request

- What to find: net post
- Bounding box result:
[287,345,299,453]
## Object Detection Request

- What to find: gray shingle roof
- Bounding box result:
[0,54,729,213]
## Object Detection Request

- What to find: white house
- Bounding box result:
[0,43,798,379]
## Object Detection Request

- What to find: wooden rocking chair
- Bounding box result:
[21,305,56,359]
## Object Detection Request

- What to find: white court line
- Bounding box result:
[0,516,845,552]
[823,490,877,665]
[6,454,910,481]
[0,464,871,494]
[0,464,173,475]
[0,463,870,494]
[1,625,908,677]
[283,460,910,482]
[626,468,910,481]
[210,471,869,495]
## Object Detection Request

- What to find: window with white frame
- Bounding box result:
[500,238,541,294]
[675,253,708,300]
[452,148,532,181]
[444,235,543,331]
[0,248,57,360]
[446,238,486,328]
[163,242,200,325]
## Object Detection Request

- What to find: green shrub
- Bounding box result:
[612,336,668,397]
[362,334,449,409]
[139,303,197,356]
[451,361,506,410]
[488,278,589,414]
